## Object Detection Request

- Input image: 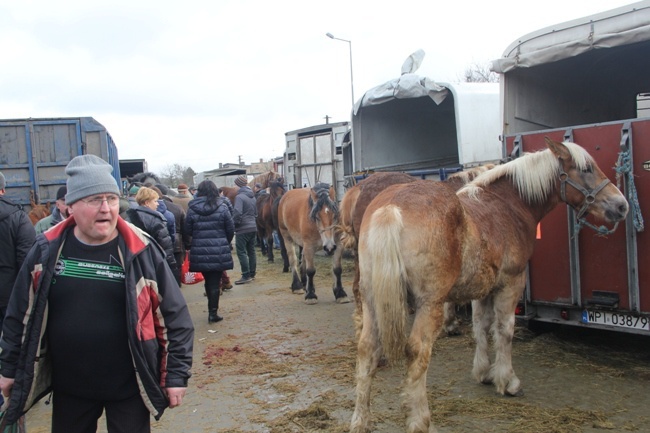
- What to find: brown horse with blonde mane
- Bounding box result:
[351,138,629,433]
[277,182,349,304]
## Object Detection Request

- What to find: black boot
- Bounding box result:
[208,309,223,323]
[207,285,222,323]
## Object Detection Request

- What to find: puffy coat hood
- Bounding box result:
[188,196,223,216]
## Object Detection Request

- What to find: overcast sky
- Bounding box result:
[0,0,638,175]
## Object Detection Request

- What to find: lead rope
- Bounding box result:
[615,149,644,232]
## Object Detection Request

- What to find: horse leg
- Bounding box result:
[303,247,318,305]
[266,232,274,263]
[352,255,363,339]
[331,245,350,304]
[443,302,462,336]
[350,301,382,433]
[285,240,304,294]
[278,233,289,273]
[403,303,443,433]
[490,282,524,396]
[472,296,495,385]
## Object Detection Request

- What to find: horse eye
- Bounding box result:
[582,165,593,174]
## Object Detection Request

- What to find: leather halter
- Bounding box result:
[559,171,610,219]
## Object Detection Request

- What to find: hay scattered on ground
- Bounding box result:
[430,395,612,433]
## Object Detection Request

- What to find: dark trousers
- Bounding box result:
[235,232,257,278]
[173,251,184,285]
[203,271,223,312]
[52,391,150,433]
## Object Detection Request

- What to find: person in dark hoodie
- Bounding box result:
[156,183,189,286]
[232,175,258,285]
[34,186,70,235]
[184,180,234,323]
[0,171,36,330]
[126,187,178,276]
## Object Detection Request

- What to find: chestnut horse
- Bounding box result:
[27,190,51,225]
[277,182,349,304]
[256,178,285,262]
[339,167,494,337]
[351,139,629,433]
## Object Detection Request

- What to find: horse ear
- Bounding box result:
[545,136,571,160]
[329,185,335,200]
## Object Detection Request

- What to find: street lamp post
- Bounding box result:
[326,32,355,108]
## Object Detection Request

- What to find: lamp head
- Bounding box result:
[326,32,334,39]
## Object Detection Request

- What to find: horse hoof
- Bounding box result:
[305,298,318,305]
[506,388,524,397]
[292,288,305,295]
[335,296,351,304]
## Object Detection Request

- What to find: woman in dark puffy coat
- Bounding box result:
[125,187,178,276]
[185,180,235,323]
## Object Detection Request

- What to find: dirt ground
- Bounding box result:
[22,250,650,433]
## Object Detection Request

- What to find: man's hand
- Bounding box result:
[165,387,186,408]
[0,376,15,402]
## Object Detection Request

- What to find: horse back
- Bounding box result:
[353,172,416,237]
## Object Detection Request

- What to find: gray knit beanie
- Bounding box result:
[0,171,5,190]
[65,155,120,205]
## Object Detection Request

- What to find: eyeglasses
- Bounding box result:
[80,195,120,209]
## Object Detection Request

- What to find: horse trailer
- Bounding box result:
[492,0,650,334]
[0,117,120,212]
[284,121,349,200]
[346,66,502,182]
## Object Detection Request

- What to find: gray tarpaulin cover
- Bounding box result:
[491,0,650,73]
[353,49,449,116]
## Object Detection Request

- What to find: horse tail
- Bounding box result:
[364,204,408,364]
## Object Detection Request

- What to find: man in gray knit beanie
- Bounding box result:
[65,154,120,205]
[0,154,194,431]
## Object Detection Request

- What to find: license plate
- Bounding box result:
[582,310,650,331]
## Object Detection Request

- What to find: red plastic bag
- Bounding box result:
[181,252,204,285]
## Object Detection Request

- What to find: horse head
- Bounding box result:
[308,182,339,255]
[546,137,628,225]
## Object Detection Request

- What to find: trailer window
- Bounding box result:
[637,93,650,119]
[287,152,296,161]
[336,145,342,155]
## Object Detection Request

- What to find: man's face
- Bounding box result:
[68,193,120,245]
[55,198,69,218]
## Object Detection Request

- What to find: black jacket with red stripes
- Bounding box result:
[0,216,194,424]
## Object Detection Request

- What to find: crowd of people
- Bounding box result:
[0,160,263,432]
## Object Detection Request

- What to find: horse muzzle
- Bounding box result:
[323,244,337,256]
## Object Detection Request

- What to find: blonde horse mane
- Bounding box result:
[459,142,592,204]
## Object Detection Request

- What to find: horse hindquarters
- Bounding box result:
[354,204,419,432]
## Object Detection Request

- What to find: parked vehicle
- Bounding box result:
[346,57,502,183]
[284,121,349,199]
[0,117,120,211]
[492,0,650,334]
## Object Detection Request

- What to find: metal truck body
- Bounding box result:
[347,77,501,181]
[284,121,349,199]
[493,0,650,334]
[0,117,120,211]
